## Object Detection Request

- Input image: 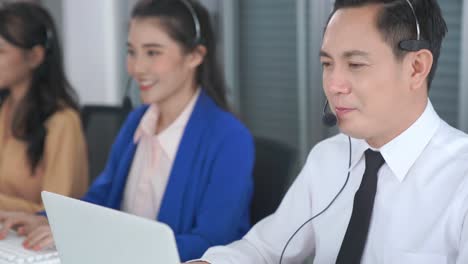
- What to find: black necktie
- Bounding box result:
[336,149,385,264]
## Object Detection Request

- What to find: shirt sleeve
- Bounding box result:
[200,151,318,264]
[455,173,468,264]
[40,109,89,206]
[457,216,468,263]
[0,193,44,212]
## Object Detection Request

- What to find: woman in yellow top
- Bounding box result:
[0,2,88,213]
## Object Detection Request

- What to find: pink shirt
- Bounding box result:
[122,89,200,219]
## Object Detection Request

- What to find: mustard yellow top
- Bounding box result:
[0,102,89,213]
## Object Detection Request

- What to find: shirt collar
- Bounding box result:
[158,88,200,160]
[134,88,201,160]
[348,100,441,182]
[348,137,368,172]
[133,104,160,143]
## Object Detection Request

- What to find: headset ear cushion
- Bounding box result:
[399,40,431,51]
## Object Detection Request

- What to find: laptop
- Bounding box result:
[41,191,180,264]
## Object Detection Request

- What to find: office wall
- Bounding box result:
[237,0,299,153]
[63,0,128,105]
[460,0,468,132]
[429,0,463,127]
[40,1,129,105]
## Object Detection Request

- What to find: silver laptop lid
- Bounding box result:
[42,191,180,264]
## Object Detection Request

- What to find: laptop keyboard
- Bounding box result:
[0,230,60,264]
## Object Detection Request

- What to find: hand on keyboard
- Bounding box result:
[0,211,48,238]
[0,211,53,251]
[21,226,54,252]
[0,227,60,264]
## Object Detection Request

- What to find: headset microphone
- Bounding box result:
[322,100,337,127]
[122,77,133,113]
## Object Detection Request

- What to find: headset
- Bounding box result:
[399,0,431,51]
[122,77,134,113]
[277,105,351,264]
[322,100,338,127]
[43,28,53,51]
[179,0,203,46]
[278,1,430,262]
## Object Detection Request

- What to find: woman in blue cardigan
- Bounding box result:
[0,0,254,261]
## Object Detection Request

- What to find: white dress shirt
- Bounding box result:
[201,100,468,264]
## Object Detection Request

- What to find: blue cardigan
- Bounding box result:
[81,91,255,261]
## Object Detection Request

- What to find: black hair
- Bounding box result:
[328,0,447,89]
[131,0,229,111]
[0,2,79,173]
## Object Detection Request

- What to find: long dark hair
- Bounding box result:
[0,2,79,172]
[131,0,229,111]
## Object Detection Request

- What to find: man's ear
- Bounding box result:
[409,49,433,91]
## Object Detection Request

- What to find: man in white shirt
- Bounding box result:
[190,0,468,263]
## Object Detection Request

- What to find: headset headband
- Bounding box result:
[399,0,431,51]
